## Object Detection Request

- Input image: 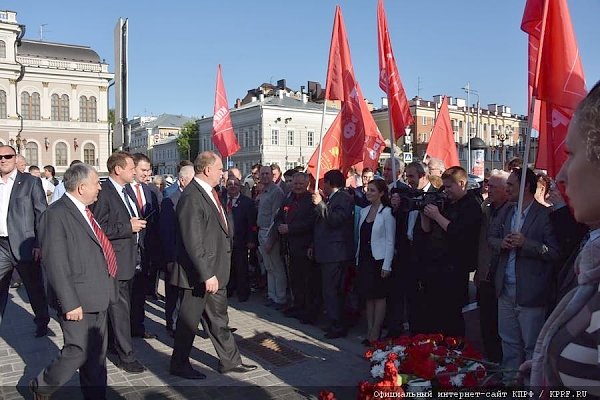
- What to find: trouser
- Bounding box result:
[171,288,241,370]
[288,253,321,318]
[130,268,146,336]
[320,261,348,331]
[36,311,108,400]
[0,237,49,329]
[386,258,408,334]
[258,230,287,304]
[108,279,135,363]
[498,284,546,376]
[164,268,182,329]
[478,280,502,363]
[227,246,250,301]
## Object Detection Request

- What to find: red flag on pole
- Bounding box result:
[377,0,413,140]
[521,0,586,176]
[212,64,240,157]
[324,6,355,102]
[425,96,459,168]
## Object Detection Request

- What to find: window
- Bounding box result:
[0,90,6,119]
[84,143,95,165]
[52,94,71,121]
[244,130,249,148]
[0,41,5,58]
[55,142,68,166]
[79,96,97,122]
[307,130,314,146]
[422,116,427,125]
[24,142,38,166]
[287,130,294,146]
[271,129,279,145]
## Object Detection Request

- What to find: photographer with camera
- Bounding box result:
[420,166,482,336]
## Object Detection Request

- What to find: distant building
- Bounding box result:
[0,10,113,173]
[152,136,179,176]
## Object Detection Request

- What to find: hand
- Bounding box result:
[423,204,441,220]
[307,247,314,260]
[519,359,532,373]
[246,242,256,250]
[278,224,289,234]
[501,235,513,250]
[508,232,525,248]
[381,269,391,278]
[390,193,401,210]
[65,306,83,321]
[130,217,147,233]
[32,248,41,263]
[311,193,322,205]
[205,275,219,294]
[166,262,174,273]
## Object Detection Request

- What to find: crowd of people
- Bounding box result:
[1,85,599,398]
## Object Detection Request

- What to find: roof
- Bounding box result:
[145,114,195,129]
[19,40,102,63]
[234,96,339,113]
[154,136,178,146]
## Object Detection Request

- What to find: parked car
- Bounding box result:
[243,173,255,190]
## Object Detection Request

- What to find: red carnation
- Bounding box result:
[387,352,399,362]
[318,390,336,400]
[475,365,486,379]
[462,372,478,388]
[413,358,436,380]
[445,337,458,348]
[364,349,373,359]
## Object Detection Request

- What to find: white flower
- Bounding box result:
[467,362,484,371]
[450,374,465,387]
[371,363,385,378]
[371,349,390,363]
[391,345,406,357]
[435,366,447,374]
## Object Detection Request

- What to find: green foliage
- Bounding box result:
[176,121,199,161]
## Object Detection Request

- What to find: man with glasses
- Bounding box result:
[0,145,50,337]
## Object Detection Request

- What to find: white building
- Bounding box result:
[197,91,339,175]
[128,113,194,163]
[0,10,113,173]
[152,136,179,176]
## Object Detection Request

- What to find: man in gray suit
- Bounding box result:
[489,167,559,378]
[31,163,116,400]
[311,169,354,339]
[0,145,49,337]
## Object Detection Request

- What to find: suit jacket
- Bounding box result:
[126,182,161,260]
[357,204,396,271]
[89,179,137,281]
[224,194,257,249]
[489,200,560,307]
[313,189,354,264]
[6,171,47,263]
[275,191,315,256]
[38,195,114,314]
[171,179,233,290]
[160,188,182,264]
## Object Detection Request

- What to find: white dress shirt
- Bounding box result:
[132,182,147,210]
[65,192,95,234]
[108,176,138,218]
[194,177,227,227]
[0,169,17,237]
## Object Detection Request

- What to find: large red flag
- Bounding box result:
[425,97,459,168]
[521,0,586,176]
[377,0,413,140]
[212,64,240,157]
[324,5,355,102]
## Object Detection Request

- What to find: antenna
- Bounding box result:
[417,76,423,98]
[39,24,49,41]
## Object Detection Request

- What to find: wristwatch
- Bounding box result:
[541,244,549,255]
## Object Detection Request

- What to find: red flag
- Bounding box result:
[324,6,355,102]
[212,64,240,157]
[521,0,586,176]
[425,97,459,168]
[377,0,413,140]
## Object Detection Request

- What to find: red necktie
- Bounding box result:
[211,188,228,228]
[85,207,118,278]
[135,183,144,213]
[227,197,233,214]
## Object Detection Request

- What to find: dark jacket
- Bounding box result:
[126,182,161,260]
[224,194,257,249]
[313,189,355,264]
[275,191,316,256]
[160,188,182,264]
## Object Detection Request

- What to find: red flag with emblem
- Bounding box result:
[212,64,240,157]
[425,96,459,168]
[377,0,413,140]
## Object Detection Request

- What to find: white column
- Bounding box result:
[70,84,77,120]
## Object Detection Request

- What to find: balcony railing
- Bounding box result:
[17,56,104,73]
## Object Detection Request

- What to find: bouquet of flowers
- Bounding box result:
[358,334,496,399]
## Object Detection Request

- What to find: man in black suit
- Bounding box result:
[276,172,319,323]
[223,177,256,302]
[311,169,354,339]
[161,165,195,336]
[89,151,147,374]
[126,153,159,339]
[170,151,257,379]
[31,163,116,399]
[0,145,49,337]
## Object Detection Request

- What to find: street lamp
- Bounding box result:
[496,126,511,169]
[9,135,27,153]
[462,83,480,173]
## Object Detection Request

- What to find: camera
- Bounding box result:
[391,186,447,212]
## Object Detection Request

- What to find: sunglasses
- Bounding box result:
[0,154,15,160]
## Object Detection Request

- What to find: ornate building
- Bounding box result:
[0,10,113,173]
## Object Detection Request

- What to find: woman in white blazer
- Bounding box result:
[356,179,396,345]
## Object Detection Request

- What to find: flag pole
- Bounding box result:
[386,101,396,181]
[514,95,537,232]
[315,99,328,193]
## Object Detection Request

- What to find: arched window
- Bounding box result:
[83,143,95,165]
[24,142,38,166]
[0,90,6,119]
[22,91,41,120]
[79,96,97,122]
[51,94,69,121]
[55,142,68,166]
[0,41,5,58]
[32,92,40,120]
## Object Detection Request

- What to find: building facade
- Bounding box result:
[152,136,179,176]
[0,11,113,174]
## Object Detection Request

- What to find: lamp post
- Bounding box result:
[9,135,27,154]
[462,83,480,173]
[497,127,509,169]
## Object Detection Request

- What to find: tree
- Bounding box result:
[177,121,199,161]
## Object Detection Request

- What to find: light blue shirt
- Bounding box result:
[504,201,534,286]
[50,181,66,204]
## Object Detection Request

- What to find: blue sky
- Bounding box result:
[6,1,599,118]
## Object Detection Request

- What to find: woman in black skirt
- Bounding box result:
[356,179,396,344]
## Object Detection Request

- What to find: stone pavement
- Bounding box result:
[0,281,373,400]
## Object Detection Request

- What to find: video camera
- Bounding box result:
[391,186,448,212]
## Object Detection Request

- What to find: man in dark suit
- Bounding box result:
[31,163,116,399]
[0,145,49,337]
[89,151,147,374]
[276,172,319,323]
[170,151,257,379]
[161,165,195,336]
[311,169,354,339]
[223,177,256,302]
[126,153,159,339]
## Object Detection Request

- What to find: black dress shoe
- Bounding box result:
[35,326,48,338]
[117,360,146,374]
[132,331,157,339]
[220,363,258,374]
[170,365,207,380]
[324,330,347,339]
